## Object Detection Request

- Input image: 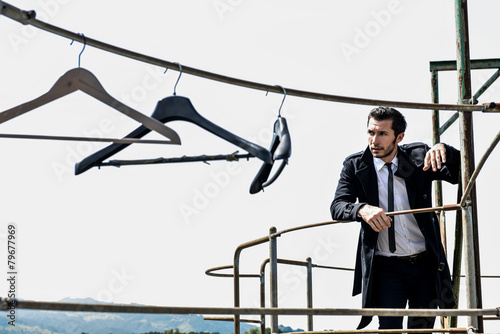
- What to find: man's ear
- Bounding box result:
[396,132,405,144]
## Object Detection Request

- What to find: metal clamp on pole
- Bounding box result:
[482,102,499,112]
[0,1,36,24]
[466,326,477,334]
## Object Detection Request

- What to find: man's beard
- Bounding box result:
[370,137,397,159]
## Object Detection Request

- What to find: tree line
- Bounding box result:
[139,328,274,334]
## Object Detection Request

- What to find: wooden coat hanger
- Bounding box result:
[0,67,181,144]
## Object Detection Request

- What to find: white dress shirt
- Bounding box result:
[373,155,426,256]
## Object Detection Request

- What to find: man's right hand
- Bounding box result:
[358,204,392,232]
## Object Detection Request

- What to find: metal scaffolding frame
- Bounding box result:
[431,57,500,332]
[429,1,500,332]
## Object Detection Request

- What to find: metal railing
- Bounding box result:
[206,256,354,334]
[203,203,474,334]
[1,297,497,334]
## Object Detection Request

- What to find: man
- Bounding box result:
[330,107,460,330]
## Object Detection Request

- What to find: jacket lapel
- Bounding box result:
[356,146,419,208]
[356,147,379,206]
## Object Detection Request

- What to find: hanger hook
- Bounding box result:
[173,62,183,95]
[276,85,286,117]
[70,33,86,68]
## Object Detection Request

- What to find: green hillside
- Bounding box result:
[0,298,258,334]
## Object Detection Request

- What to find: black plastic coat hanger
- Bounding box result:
[0,68,181,144]
[249,116,291,193]
[249,86,292,194]
[75,95,273,175]
[75,63,272,175]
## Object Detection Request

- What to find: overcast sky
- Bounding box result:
[0,0,499,332]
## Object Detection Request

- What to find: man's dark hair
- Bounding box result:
[367,107,407,136]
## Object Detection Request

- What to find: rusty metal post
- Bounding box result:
[269,227,279,333]
[431,70,446,251]
[450,186,464,328]
[306,257,313,331]
[260,259,269,334]
[431,69,449,329]
[454,0,483,331]
[233,234,272,334]
[461,203,480,328]
[234,251,242,334]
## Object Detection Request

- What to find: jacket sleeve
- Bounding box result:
[330,157,366,222]
[442,143,461,184]
[428,143,461,184]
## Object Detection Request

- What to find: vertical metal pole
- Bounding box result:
[269,227,279,333]
[431,70,446,251]
[454,0,483,331]
[234,251,241,334]
[451,185,464,328]
[431,70,441,155]
[462,203,479,328]
[260,260,268,334]
[431,69,449,329]
[306,257,313,331]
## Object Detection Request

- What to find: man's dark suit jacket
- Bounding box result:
[330,142,460,329]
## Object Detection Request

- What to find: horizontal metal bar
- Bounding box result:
[430,58,500,71]
[100,152,253,167]
[0,133,176,145]
[313,264,354,272]
[0,1,495,112]
[460,275,500,279]
[292,329,468,334]
[273,204,462,238]
[387,204,462,217]
[204,316,261,324]
[277,258,354,272]
[1,299,499,318]
[206,265,235,278]
[276,258,310,267]
[205,264,262,278]
[206,258,354,279]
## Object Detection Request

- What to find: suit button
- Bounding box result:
[423,194,428,199]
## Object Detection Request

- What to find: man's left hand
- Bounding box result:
[423,143,446,172]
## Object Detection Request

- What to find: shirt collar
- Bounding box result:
[373,154,399,171]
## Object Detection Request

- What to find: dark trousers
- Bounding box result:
[372,252,438,330]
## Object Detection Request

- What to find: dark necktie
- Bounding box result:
[386,162,396,253]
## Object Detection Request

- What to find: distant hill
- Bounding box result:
[0,297,258,334]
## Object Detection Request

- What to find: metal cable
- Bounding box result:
[0,2,498,112]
